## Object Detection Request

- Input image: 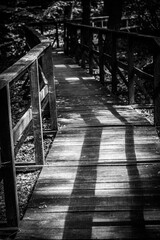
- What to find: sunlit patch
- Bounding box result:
[52,50,64,55]
[68,64,81,68]
[65,77,80,81]
[57,51,64,54]
[82,76,95,80]
[95,114,122,125]
[54,64,67,68]
[54,78,59,84]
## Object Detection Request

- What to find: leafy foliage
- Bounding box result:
[123,0,160,35]
[0,24,27,73]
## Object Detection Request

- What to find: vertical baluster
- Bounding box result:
[0,85,19,227]
[81,26,86,69]
[70,25,77,57]
[63,21,67,54]
[67,24,71,56]
[128,37,135,104]
[65,23,70,55]
[30,59,44,165]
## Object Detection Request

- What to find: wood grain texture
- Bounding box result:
[15,51,160,240]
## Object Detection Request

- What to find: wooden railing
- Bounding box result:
[0,28,57,229]
[64,22,160,128]
[91,15,138,31]
[28,20,64,48]
[27,16,138,50]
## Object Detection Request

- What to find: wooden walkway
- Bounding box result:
[16,51,160,239]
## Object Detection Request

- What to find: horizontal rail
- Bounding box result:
[67,22,159,45]
[0,42,50,89]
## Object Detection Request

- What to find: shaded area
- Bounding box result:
[62,93,103,239]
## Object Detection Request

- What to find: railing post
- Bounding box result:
[70,25,77,57]
[63,21,67,54]
[30,59,45,165]
[67,24,71,55]
[154,51,160,130]
[64,22,69,55]
[81,27,86,69]
[99,31,104,84]
[111,33,117,94]
[0,85,19,227]
[42,46,58,131]
[128,37,135,104]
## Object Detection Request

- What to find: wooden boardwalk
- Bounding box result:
[16,51,160,239]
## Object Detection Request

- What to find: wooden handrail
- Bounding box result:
[0,42,50,89]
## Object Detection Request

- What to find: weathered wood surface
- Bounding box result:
[16,51,160,239]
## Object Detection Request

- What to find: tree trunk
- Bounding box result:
[64,1,75,20]
[103,0,123,30]
[82,0,91,25]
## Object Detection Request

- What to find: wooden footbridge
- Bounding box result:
[1,18,160,239]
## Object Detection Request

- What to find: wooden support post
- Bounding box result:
[128,37,135,104]
[99,31,104,84]
[111,33,117,94]
[154,51,160,130]
[0,85,19,227]
[64,23,69,55]
[81,27,87,69]
[30,60,45,165]
[63,21,67,54]
[82,0,91,26]
[42,46,58,131]
[70,26,77,57]
[67,24,71,56]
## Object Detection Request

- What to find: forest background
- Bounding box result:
[0,0,160,73]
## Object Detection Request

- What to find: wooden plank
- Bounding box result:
[92,225,160,239]
[38,165,160,181]
[34,181,160,192]
[15,226,160,240]
[18,211,160,228]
